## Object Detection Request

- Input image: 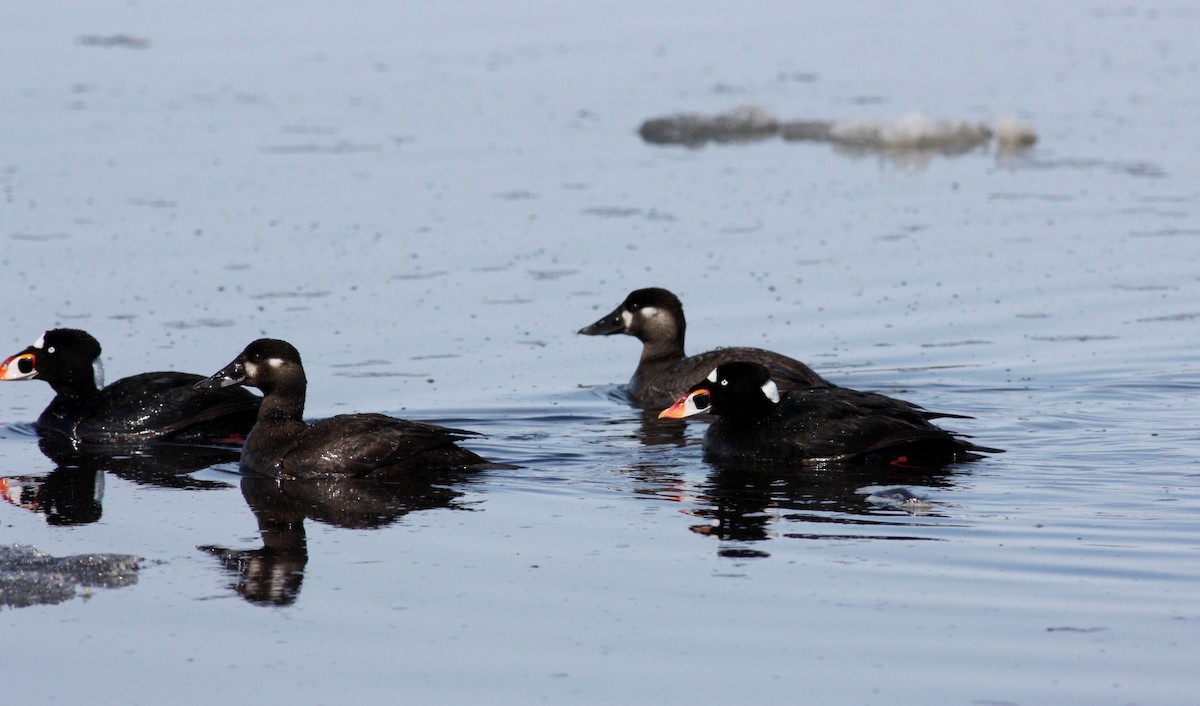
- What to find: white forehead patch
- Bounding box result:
[32,334,46,350]
[761,379,780,403]
[620,310,633,329]
[706,368,718,383]
[640,306,659,318]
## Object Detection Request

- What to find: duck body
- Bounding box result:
[630,345,827,410]
[579,287,830,408]
[1,329,259,445]
[196,338,489,480]
[660,362,999,465]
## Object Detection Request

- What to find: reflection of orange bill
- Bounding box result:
[0,477,39,511]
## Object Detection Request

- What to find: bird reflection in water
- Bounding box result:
[0,437,239,526]
[689,457,960,556]
[201,472,476,607]
[621,410,971,556]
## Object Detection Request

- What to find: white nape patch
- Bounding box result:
[32,334,45,350]
[92,358,105,389]
[620,310,633,329]
[640,306,659,318]
[760,379,780,403]
[706,368,718,383]
[266,357,285,369]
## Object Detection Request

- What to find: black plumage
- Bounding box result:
[0,328,258,444]
[579,287,830,408]
[195,338,489,479]
[659,362,1000,465]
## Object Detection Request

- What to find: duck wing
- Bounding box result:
[76,372,260,443]
[280,413,483,479]
[635,347,829,407]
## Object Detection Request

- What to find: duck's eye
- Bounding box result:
[47,346,56,354]
[720,379,728,386]
[629,303,640,311]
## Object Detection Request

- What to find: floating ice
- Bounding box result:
[640,105,1038,156]
[1,544,140,608]
[859,486,932,512]
[822,113,995,152]
[638,105,780,146]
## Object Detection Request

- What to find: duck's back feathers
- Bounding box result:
[706,386,998,464]
[633,346,829,408]
[39,371,259,444]
[277,414,488,480]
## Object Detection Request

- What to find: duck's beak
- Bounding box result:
[577,305,626,336]
[658,389,711,419]
[194,359,247,389]
[0,352,38,381]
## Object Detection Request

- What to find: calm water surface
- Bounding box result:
[2,1,1199,704]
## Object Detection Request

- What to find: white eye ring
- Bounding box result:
[47,346,56,354]
[720,379,728,386]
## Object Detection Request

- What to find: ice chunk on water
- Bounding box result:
[638,104,780,146]
[826,112,994,152]
[993,114,1038,148]
[0,544,140,608]
[641,106,1037,162]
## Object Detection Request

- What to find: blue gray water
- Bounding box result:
[3,1,1199,704]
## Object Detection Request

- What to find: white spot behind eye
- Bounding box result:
[706,369,718,383]
[92,359,105,389]
[620,310,633,329]
[267,358,285,369]
[32,335,45,350]
[761,380,780,403]
[640,306,659,318]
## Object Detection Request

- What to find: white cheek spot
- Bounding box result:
[92,358,106,389]
[244,361,258,377]
[32,334,45,350]
[620,310,633,329]
[706,368,718,383]
[267,357,285,369]
[640,306,659,319]
[761,379,780,403]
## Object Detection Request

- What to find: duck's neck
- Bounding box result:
[257,387,306,423]
[46,368,101,400]
[638,326,686,365]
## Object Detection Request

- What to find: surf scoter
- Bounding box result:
[659,362,999,465]
[578,287,830,408]
[0,329,259,444]
[194,338,490,479]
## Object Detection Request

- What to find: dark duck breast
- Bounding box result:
[195,338,490,480]
[0,329,259,445]
[659,362,1000,465]
[578,287,830,408]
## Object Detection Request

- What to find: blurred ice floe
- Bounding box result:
[0,544,140,608]
[639,104,1037,165]
[638,105,781,146]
